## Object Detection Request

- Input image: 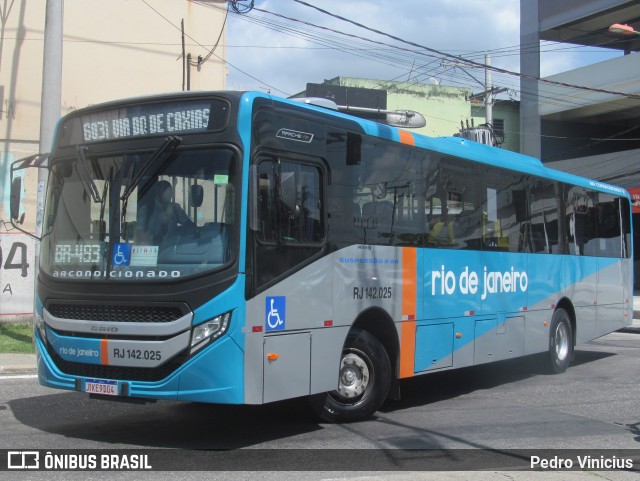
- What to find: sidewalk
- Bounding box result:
[625,289,640,333]
[1,293,640,375]
[0,352,37,375]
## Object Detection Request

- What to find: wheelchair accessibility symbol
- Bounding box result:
[265,296,286,331]
[112,243,131,267]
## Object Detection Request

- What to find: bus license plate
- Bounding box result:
[85,378,118,396]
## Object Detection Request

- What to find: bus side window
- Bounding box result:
[566,187,596,256]
[256,162,277,243]
[621,197,632,259]
[527,179,560,254]
[482,167,527,253]
[326,185,362,245]
[595,193,622,258]
[279,161,323,243]
[254,159,324,244]
[253,158,325,290]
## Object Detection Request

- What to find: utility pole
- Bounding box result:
[443,55,501,127]
[181,19,185,91]
[485,53,492,126]
[37,0,63,234]
[35,0,63,306]
[445,54,507,145]
[39,0,63,157]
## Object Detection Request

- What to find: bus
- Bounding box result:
[10,91,634,422]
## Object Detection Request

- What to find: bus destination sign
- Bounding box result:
[82,108,210,142]
[59,98,230,146]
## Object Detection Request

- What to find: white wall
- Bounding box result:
[0,0,228,321]
[538,53,640,117]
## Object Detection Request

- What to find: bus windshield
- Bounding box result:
[40,146,237,281]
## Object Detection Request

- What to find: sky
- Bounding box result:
[195,0,622,100]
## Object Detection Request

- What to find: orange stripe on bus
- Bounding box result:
[402,248,417,316]
[399,247,417,378]
[398,130,415,146]
[399,321,416,378]
[100,339,109,365]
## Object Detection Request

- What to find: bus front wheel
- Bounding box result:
[547,308,573,374]
[310,329,391,423]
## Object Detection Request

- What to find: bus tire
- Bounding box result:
[310,329,391,423]
[547,308,573,374]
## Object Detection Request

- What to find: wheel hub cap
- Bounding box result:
[555,323,569,360]
[337,352,370,399]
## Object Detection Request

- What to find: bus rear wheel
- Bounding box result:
[547,308,573,374]
[310,329,391,423]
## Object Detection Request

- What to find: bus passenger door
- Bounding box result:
[595,193,626,335]
[565,187,598,344]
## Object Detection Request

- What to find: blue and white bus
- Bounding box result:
[11,91,633,422]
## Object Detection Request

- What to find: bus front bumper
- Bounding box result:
[35,331,244,404]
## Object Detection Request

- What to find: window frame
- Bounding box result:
[253,153,327,247]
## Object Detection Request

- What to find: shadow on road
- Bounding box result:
[380,350,614,413]
[9,392,321,449]
[8,349,615,449]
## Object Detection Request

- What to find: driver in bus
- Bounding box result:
[143,180,194,244]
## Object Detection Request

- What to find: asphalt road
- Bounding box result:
[1,330,639,480]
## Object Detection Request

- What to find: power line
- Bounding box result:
[291,0,640,101]
[190,1,638,142]
[217,1,621,106]
[227,4,632,120]
[199,1,434,83]
[222,4,627,114]
[89,1,624,106]
[227,0,254,14]
[144,0,291,96]
[187,1,229,66]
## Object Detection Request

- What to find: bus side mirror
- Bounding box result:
[10,177,25,224]
[189,184,204,208]
[347,133,361,166]
[9,153,49,240]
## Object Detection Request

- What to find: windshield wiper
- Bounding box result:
[76,145,103,203]
[98,167,113,241]
[119,136,182,238]
[120,135,182,203]
[119,162,135,237]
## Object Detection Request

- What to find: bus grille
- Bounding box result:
[47,303,185,323]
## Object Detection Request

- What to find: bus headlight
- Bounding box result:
[190,311,231,352]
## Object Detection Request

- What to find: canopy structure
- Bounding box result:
[546,148,640,190]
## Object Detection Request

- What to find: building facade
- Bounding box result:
[300,77,522,150]
[519,0,640,286]
[0,0,228,320]
[472,100,521,153]
[305,77,472,139]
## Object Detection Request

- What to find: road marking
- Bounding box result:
[0,374,38,380]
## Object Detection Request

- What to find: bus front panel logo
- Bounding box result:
[265,296,286,331]
[276,128,314,143]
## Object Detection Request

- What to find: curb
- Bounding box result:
[0,353,37,376]
[618,327,640,334]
